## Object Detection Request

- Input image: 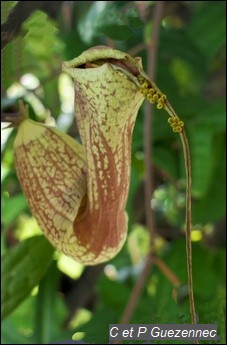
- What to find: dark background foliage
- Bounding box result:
[1,1,226,344]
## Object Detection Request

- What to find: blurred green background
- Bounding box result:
[1,1,226,344]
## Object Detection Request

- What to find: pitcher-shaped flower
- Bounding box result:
[14,46,149,265]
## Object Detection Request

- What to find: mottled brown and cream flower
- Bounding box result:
[14,46,150,264]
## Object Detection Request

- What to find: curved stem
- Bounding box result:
[179,129,197,325]
[163,99,197,326]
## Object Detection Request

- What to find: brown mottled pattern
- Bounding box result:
[70,64,144,263]
[14,124,87,251]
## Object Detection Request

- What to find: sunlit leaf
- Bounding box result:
[1,236,54,319]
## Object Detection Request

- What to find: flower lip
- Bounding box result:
[80,58,140,78]
[62,46,143,77]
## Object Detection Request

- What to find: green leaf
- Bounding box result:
[128,15,143,29]
[1,235,54,319]
[152,107,176,142]
[59,29,87,61]
[153,145,179,180]
[188,1,226,60]
[187,100,226,202]
[23,11,64,59]
[78,1,133,44]
[1,37,25,89]
[1,296,35,344]
[99,24,133,41]
[33,261,66,344]
[78,1,110,44]
[192,134,226,224]
[1,193,28,228]
[42,78,61,119]
[1,319,32,344]
[192,100,226,131]
[1,1,18,24]
[126,165,143,231]
[189,126,214,198]
[160,29,206,77]
[77,305,116,344]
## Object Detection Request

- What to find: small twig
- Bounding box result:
[1,112,21,123]
[128,43,146,57]
[106,38,115,49]
[120,254,154,324]
[154,257,180,287]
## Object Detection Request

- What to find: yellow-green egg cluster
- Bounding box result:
[138,75,167,109]
[168,116,184,133]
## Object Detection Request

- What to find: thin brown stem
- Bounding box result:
[179,129,197,325]
[144,0,164,246]
[120,254,154,324]
[128,43,146,57]
[164,100,197,327]
[106,38,115,49]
